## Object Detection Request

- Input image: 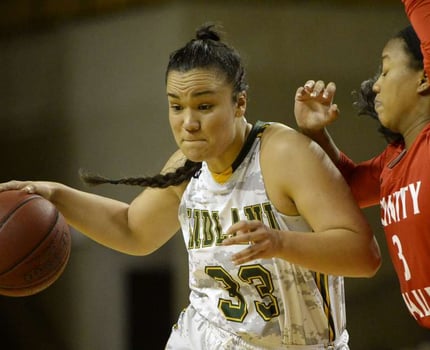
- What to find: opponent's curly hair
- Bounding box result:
[352,24,423,145]
[81,23,248,188]
[352,75,403,144]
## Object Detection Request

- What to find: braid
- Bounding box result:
[82,23,248,189]
[79,160,202,188]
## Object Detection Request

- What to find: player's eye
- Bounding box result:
[380,65,388,78]
[170,104,183,111]
[199,104,212,111]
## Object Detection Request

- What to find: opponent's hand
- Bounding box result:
[222,220,283,265]
[294,80,339,132]
[0,180,55,201]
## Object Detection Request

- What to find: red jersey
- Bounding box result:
[404,0,430,77]
[335,0,430,328]
[339,125,430,329]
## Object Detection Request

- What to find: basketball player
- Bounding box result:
[0,24,381,348]
[294,0,430,329]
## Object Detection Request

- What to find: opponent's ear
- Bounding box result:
[235,92,247,117]
[418,72,430,94]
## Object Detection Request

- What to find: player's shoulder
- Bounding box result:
[162,149,187,174]
[159,149,190,197]
[262,121,307,138]
[260,122,312,155]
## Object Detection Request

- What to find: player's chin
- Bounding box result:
[180,145,208,163]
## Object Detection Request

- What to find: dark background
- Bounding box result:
[0,1,429,349]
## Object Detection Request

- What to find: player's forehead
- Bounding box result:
[166,68,230,99]
[381,38,412,67]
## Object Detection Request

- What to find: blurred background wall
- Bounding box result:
[0,0,429,349]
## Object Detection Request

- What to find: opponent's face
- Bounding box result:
[167,68,245,171]
[373,38,424,133]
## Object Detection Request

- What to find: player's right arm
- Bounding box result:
[294,79,383,209]
[294,80,342,164]
[0,150,187,256]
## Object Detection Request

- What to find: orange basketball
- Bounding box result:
[0,190,71,297]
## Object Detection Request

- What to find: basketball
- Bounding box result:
[0,190,71,297]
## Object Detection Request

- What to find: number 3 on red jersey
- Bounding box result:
[392,234,412,281]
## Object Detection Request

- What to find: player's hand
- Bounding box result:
[294,80,339,132]
[0,180,55,200]
[222,220,283,265]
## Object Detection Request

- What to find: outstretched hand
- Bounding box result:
[294,80,340,132]
[0,180,55,200]
[222,220,283,265]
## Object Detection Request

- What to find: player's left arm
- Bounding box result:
[403,0,430,78]
[224,124,381,277]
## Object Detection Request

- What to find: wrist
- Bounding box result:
[299,127,327,140]
[45,182,66,203]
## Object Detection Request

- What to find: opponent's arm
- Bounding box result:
[403,0,430,78]
[294,80,342,164]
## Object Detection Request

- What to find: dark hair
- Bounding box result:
[352,75,404,144]
[79,159,201,188]
[81,23,247,188]
[352,25,423,145]
[395,25,424,71]
[166,23,249,100]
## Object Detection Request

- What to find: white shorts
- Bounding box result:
[164,305,350,350]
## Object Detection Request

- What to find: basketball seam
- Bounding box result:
[0,238,71,295]
[0,202,62,279]
[0,194,41,228]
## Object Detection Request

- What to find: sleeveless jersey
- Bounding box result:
[178,124,347,348]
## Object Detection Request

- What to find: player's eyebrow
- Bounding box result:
[381,53,390,62]
[167,90,216,99]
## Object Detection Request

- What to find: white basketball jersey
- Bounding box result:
[178,123,346,348]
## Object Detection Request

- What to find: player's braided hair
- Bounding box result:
[79,159,201,188]
[352,25,423,145]
[81,23,248,188]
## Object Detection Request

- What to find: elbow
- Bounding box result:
[351,254,381,278]
[362,254,382,278]
[115,228,160,256]
[360,239,383,278]
[125,240,159,256]
[114,243,155,257]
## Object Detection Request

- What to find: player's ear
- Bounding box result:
[235,92,247,117]
[417,72,430,94]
